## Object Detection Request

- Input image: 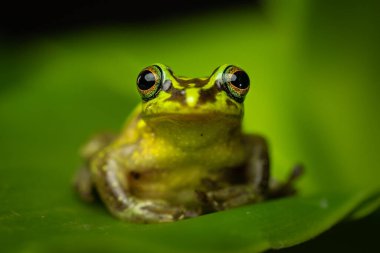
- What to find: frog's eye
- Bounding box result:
[222,65,250,102]
[136,65,162,101]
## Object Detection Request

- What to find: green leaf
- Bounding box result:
[1,0,379,252]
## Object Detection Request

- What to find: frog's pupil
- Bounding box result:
[138,70,157,90]
[230,71,249,89]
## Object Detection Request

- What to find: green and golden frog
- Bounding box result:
[74,64,302,223]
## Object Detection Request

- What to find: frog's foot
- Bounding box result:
[196,185,262,213]
[74,166,98,203]
[113,200,199,223]
[74,132,116,202]
[268,164,304,199]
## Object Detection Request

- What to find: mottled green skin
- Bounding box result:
[74,64,296,223]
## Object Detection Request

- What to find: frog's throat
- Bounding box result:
[144,115,242,149]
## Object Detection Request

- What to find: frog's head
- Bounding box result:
[135,63,251,148]
[136,63,250,120]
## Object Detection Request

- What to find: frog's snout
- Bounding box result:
[185,88,200,108]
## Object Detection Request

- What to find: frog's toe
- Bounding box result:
[268,164,305,199]
[139,202,184,221]
[116,200,188,223]
[197,185,261,212]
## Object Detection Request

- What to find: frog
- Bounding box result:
[74,63,303,223]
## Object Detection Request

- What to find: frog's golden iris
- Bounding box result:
[74,64,302,223]
[222,65,250,102]
[136,65,162,100]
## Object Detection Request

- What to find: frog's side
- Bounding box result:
[74,64,302,223]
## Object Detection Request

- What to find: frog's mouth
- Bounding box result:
[143,112,241,121]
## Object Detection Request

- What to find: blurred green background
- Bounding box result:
[1,0,379,252]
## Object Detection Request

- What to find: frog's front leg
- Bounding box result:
[198,134,303,213]
[91,152,190,223]
[197,134,269,212]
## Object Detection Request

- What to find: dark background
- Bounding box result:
[2,0,259,40]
